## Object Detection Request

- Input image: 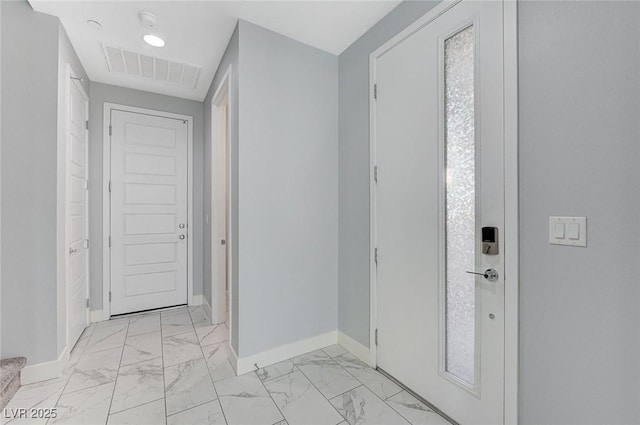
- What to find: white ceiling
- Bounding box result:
[29,0,401,101]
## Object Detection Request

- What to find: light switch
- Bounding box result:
[566,223,580,240]
[549,216,587,247]
[554,223,565,239]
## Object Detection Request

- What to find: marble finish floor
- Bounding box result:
[3,306,451,425]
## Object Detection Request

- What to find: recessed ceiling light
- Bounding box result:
[86,19,102,30]
[143,34,165,48]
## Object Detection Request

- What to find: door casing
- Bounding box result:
[368,0,519,423]
[210,65,233,334]
[102,103,194,320]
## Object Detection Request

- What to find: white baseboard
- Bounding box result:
[228,343,239,375]
[338,331,372,366]
[191,294,203,306]
[234,331,338,375]
[21,345,69,385]
[90,310,104,323]
[201,296,212,323]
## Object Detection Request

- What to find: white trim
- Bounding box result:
[228,342,239,375]
[368,1,519,423]
[210,65,234,337]
[233,331,338,376]
[190,294,204,307]
[21,346,69,385]
[200,294,212,322]
[102,103,194,319]
[90,310,104,323]
[338,331,372,366]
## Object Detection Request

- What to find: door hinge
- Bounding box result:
[85,120,89,130]
[83,179,89,190]
[373,84,377,100]
[109,292,112,302]
[109,124,112,136]
[375,329,378,346]
[108,181,111,192]
[374,165,378,183]
[86,298,89,308]
[84,239,89,249]
[374,247,378,265]
[108,236,111,247]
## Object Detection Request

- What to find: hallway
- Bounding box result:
[4,308,450,425]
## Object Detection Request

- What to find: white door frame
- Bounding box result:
[210,65,233,337]
[102,103,194,320]
[368,1,519,423]
[61,63,90,350]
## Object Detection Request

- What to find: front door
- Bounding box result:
[374,1,505,423]
[109,109,189,315]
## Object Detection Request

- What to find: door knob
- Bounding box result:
[466,268,499,282]
[179,235,185,240]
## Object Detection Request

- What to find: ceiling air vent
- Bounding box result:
[102,44,201,90]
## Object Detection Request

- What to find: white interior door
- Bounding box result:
[374,1,505,423]
[66,76,89,348]
[110,110,188,315]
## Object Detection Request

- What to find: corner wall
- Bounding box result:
[237,21,339,357]
[0,1,89,365]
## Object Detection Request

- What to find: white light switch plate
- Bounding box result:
[549,216,587,247]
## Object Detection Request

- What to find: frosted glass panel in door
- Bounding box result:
[444,25,476,386]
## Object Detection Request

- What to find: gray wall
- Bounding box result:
[237,21,339,357]
[338,1,640,424]
[0,1,88,364]
[337,0,440,346]
[88,82,204,311]
[203,25,240,352]
[518,2,640,423]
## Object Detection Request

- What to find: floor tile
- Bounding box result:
[162,331,203,367]
[334,353,401,400]
[189,307,209,325]
[161,312,194,337]
[3,377,67,423]
[195,324,228,346]
[264,370,344,425]
[127,314,160,337]
[110,358,164,414]
[106,399,166,425]
[160,307,189,318]
[292,351,360,399]
[164,358,217,416]
[385,391,452,425]
[256,360,297,383]
[202,343,235,382]
[166,400,226,425]
[65,347,121,393]
[49,382,114,425]
[215,373,283,425]
[85,323,128,353]
[330,386,410,425]
[322,345,348,358]
[121,331,162,366]
[95,317,130,329]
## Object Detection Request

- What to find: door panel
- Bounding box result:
[375,1,504,423]
[110,110,188,315]
[66,78,89,349]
